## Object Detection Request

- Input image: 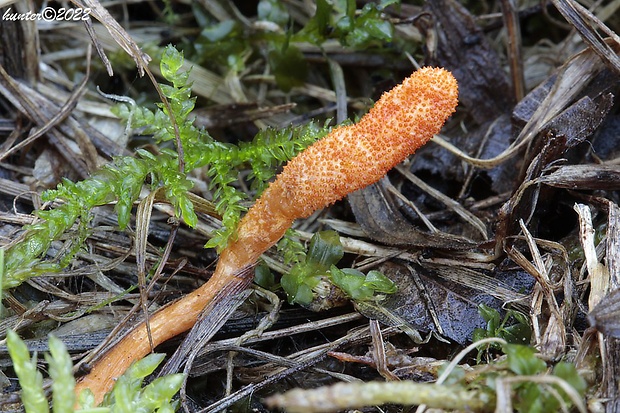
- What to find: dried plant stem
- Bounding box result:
[264,381,495,413]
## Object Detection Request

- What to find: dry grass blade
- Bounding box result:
[0,47,91,163]
[326,59,348,124]
[499,0,525,101]
[80,24,242,106]
[550,0,620,74]
[599,201,620,407]
[607,201,620,290]
[135,189,159,351]
[574,203,609,309]
[539,165,620,190]
[590,202,620,408]
[0,65,95,177]
[433,41,618,169]
[396,165,488,239]
[507,221,565,358]
[69,0,151,76]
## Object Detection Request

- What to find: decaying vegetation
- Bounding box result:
[1,0,620,412]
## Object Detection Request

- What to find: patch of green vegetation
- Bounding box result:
[189,0,400,91]
[473,304,532,350]
[467,307,585,412]
[501,344,587,413]
[278,231,397,306]
[6,329,183,412]
[293,0,398,48]
[329,265,397,301]
[0,45,329,289]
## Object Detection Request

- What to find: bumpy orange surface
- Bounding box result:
[277,67,458,217]
[220,67,458,274]
[76,67,458,405]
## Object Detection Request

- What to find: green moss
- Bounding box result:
[6,329,184,412]
[1,45,329,289]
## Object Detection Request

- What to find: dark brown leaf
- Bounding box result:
[348,178,476,250]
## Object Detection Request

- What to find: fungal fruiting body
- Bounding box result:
[75,67,458,404]
[219,67,458,273]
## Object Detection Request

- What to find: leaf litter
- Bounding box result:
[2,0,620,411]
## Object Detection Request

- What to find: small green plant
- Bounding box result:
[473,304,532,351]
[7,330,50,413]
[1,45,329,289]
[279,231,397,306]
[190,0,399,91]
[6,329,184,412]
[295,0,397,49]
[501,344,587,413]
[329,266,397,301]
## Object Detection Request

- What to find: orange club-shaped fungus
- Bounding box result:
[75,67,459,403]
